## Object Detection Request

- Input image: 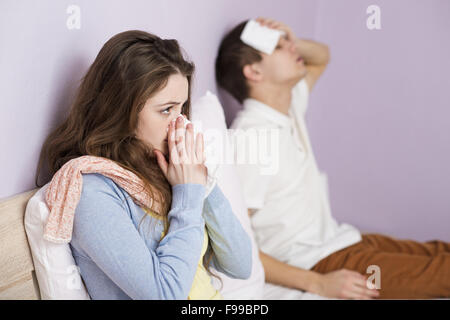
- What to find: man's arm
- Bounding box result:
[294,39,330,92]
[259,250,320,291]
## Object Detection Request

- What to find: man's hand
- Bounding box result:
[309,269,380,299]
[255,17,298,43]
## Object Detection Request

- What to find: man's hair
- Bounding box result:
[215,20,262,104]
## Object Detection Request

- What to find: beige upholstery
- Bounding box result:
[0,188,41,299]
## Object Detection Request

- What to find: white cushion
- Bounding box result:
[191,91,265,299]
[24,183,90,300]
[24,91,264,300]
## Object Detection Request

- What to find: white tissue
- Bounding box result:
[240,19,285,55]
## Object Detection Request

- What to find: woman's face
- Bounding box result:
[136,73,189,155]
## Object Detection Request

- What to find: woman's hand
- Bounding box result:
[309,269,380,299]
[154,115,207,187]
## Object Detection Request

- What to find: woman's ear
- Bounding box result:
[243,63,263,82]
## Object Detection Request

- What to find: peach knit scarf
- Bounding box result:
[44,155,157,244]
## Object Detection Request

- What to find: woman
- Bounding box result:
[35,30,252,299]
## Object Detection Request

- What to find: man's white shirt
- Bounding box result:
[231,78,362,270]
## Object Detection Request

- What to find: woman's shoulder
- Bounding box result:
[78,173,128,210]
[81,172,117,187]
[81,172,124,194]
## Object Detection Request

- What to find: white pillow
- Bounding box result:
[24,183,90,300]
[24,91,264,300]
[191,91,265,299]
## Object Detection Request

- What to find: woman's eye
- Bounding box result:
[161,106,172,115]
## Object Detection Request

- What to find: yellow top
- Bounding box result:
[187,228,223,300]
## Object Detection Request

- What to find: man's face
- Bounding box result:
[258,36,308,85]
[135,73,188,156]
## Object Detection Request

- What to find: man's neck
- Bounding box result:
[249,82,294,116]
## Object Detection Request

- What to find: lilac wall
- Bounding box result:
[307,0,450,241]
[0,0,316,198]
[1,1,448,241]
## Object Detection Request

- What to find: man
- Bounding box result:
[215,17,450,299]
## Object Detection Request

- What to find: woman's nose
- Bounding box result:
[169,112,182,123]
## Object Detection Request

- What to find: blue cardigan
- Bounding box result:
[69,173,252,299]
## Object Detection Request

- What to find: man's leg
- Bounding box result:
[361,233,450,256]
[310,234,450,299]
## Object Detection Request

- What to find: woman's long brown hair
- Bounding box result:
[35,30,219,284]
